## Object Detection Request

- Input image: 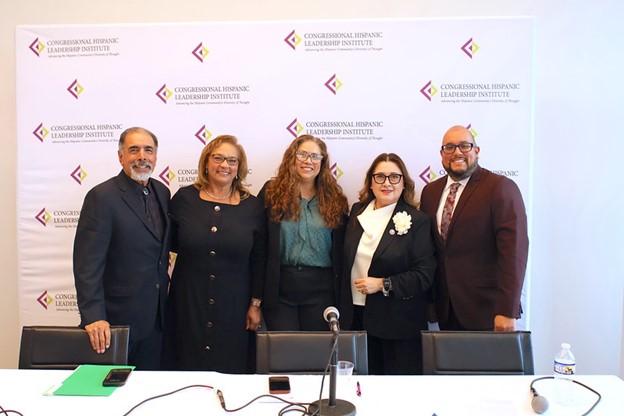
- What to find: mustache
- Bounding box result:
[132,161,153,169]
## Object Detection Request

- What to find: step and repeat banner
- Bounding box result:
[16,18,534,328]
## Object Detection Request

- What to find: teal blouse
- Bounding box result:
[279,196,332,268]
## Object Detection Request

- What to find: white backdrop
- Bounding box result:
[16,18,533,328]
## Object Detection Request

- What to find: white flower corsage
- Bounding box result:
[392,211,412,236]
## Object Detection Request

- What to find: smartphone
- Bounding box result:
[102,368,132,386]
[268,376,291,394]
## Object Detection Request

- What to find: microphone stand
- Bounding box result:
[310,332,356,416]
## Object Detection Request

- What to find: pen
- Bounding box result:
[356,381,361,397]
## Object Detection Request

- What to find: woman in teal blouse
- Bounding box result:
[258,135,349,330]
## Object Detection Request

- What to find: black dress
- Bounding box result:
[163,186,266,373]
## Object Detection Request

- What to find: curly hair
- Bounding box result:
[357,153,417,210]
[193,135,251,200]
[264,135,348,229]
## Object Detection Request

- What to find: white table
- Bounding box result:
[0,370,622,415]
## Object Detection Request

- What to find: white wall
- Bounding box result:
[1,0,622,375]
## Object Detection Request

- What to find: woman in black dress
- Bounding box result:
[163,135,266,373]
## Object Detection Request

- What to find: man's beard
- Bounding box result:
[131,161,153,183]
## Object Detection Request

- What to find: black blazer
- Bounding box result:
[340,198,436,340]
[73,171,171,342]
[257,181,346,309]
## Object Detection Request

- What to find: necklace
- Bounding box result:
[204,188,232,200]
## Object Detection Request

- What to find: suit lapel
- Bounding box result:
[371,200,405,260]
[116,172,160,240]
[447,166,482,239]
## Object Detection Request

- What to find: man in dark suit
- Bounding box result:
[420,125,528,331]
[73,127,171,369]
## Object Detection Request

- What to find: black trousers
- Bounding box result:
[264,265,334,331]
[352,305,423,375]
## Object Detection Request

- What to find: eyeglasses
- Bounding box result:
[295,151,323,163]
[210,154,239,166]
[441,142,475,154]
[372,173,403,184]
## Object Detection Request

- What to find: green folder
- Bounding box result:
[51,364,135,396]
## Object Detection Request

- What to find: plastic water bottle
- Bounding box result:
[553,343,576,405]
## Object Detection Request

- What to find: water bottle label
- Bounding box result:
[554,361,575,375]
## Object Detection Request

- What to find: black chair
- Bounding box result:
[421,330,534,375]
[256,331,368,375]
[18,325,130,370]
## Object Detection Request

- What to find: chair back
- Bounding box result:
[256,331,368,375]
[19,325,130,370]
[421,330,534,375]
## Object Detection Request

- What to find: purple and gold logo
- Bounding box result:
[37,291,54,309]
[195,125,213,145]
[33,123,49,142]
[330,162,344,179]
[286,118,305,138]
[67,79,84,99]
[29,37,45,57]
[70,165,87,185]
[466,123,479,139]
[159,166,176,186]
[419,166,437,184]
[35,208,51,227]
[155,84,173,104]
[192,42,210,63]
[325,74,343,95]
[284,30,302,50]
[461,38,480,59]
[420,81,438,101]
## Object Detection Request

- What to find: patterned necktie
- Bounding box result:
[440,182,460,243]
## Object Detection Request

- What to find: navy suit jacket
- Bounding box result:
[73,171,171,342]
[420,166,529,330]
[340,198,436,340]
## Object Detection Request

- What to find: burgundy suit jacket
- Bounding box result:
[419,166,528,330]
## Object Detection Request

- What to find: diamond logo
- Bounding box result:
[192,42,210,62]
[155,84,173,104]
[419,166,437,184]
[461,37,480,59]
[70,165,87,185]
[325,74,343,95]
[195,125,213,145]
[286,118,304,138]
[159,166,176,186]
[29,37,45,57]
[35,208,51,227]
[330,162,344,179]
[466,123,479,139]
[37,291,54,309]
[67,79,84,99]
[420,81,438,101]
[33,123,49,142]
[284,30,302,50]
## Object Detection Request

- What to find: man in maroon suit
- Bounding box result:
[420,126,528,331]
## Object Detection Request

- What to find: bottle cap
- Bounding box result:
[561,342,571,349]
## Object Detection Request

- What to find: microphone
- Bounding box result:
[323,306,340,334]
[530,386,549,414]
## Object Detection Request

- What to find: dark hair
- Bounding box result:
[357,153,417,211]
[194,135,250,200]
[118,127,158,150]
